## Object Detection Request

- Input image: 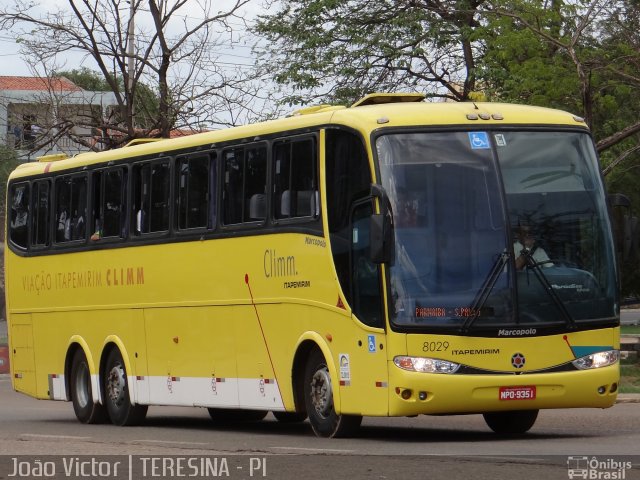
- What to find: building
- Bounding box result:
[0,76,118,160]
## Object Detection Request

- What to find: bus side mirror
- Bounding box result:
[369,183,395,265]
[370,213,395,265]
[609,193,638,262]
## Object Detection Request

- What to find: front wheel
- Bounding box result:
[70,349,108,424]
[304,349,362,438]
[483,410,539,434]
[103,348,147,426]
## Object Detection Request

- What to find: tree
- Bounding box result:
[59,67,161,131]
[253,0,489,106]
[0,0,259,151]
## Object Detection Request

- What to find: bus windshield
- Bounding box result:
[376,130,617,334]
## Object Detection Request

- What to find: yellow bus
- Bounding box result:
[4,93,620,437]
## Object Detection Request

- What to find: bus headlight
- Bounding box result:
[571,350,619,370]
[394,356,460,374]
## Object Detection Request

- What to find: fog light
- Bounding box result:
[418,391,427,401]
[401,389,412,400]
[597,386,606,394]
[610,383,618,393]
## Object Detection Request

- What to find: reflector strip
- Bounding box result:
[375,381,388,388]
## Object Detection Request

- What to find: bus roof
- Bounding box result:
[8,96,587,180]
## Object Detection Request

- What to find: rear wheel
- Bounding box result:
[483,410,539,434]
[103,348,147,426]
[304,349,361,437]
[70,349,107,424]
[207,408,268,424]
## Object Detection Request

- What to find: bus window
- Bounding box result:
[177,154,210,230]
[223,144,267,225]
[273,137,317,219]
[325,129,372,309]
[351,201,383,327]
[133,160,170,235]
[55,175,87,243]
[9,182,29,250]
[92,168,126,240]
[31,180,50,248]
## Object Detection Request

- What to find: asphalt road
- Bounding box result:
[0,375,638,480]
[622,309,640,325]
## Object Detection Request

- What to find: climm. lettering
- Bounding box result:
[106,267,145,286]
[264,249,297,278]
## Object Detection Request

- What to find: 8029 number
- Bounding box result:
[422,341,450,352]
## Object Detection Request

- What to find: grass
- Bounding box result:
[620,357,640,394]
[621,325,640,335]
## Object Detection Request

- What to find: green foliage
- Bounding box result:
[58,67,112,92]
[253,0,485,105]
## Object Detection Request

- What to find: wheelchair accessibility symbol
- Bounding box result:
[368,335,376,353]
[468,132,490,149]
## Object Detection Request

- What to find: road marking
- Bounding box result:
[271,446,354,454]
[130,439,210,447]
[20,434,92,441]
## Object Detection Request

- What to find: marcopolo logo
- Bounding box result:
[498,328,536,337]
[567,456,633,479]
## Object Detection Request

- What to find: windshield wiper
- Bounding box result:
[521,248,577,330]
[461,250,510,333]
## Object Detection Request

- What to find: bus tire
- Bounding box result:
[103,348,147,426]
[70,349,108,424]
[483,410,538,434]
[273,411,307,423]
[207,408,268,424]
[303,348,362,438]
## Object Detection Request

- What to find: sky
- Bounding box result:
[0,0,260,78]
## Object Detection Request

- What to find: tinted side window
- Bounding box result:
[92,168,126,240]
[55,175,87,243]
[222,144,267,225]
[9,182,29,250]
[133,160,171,235]
[325,130,372,306]
[31,180,50,247]
[177,154,210,230]
[274,137,317,219]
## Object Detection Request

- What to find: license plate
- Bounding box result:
[499,386,536,401]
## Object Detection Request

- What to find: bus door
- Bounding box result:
[342,199,389,415]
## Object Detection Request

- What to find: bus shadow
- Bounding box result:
[129,414,588,443]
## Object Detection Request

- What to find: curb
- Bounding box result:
[615,394,640,404]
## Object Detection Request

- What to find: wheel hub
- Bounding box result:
[106,362,126,407]
[310,367,333,418]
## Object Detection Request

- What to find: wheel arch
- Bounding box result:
[65,336,99,403]
[292,332,342,414]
